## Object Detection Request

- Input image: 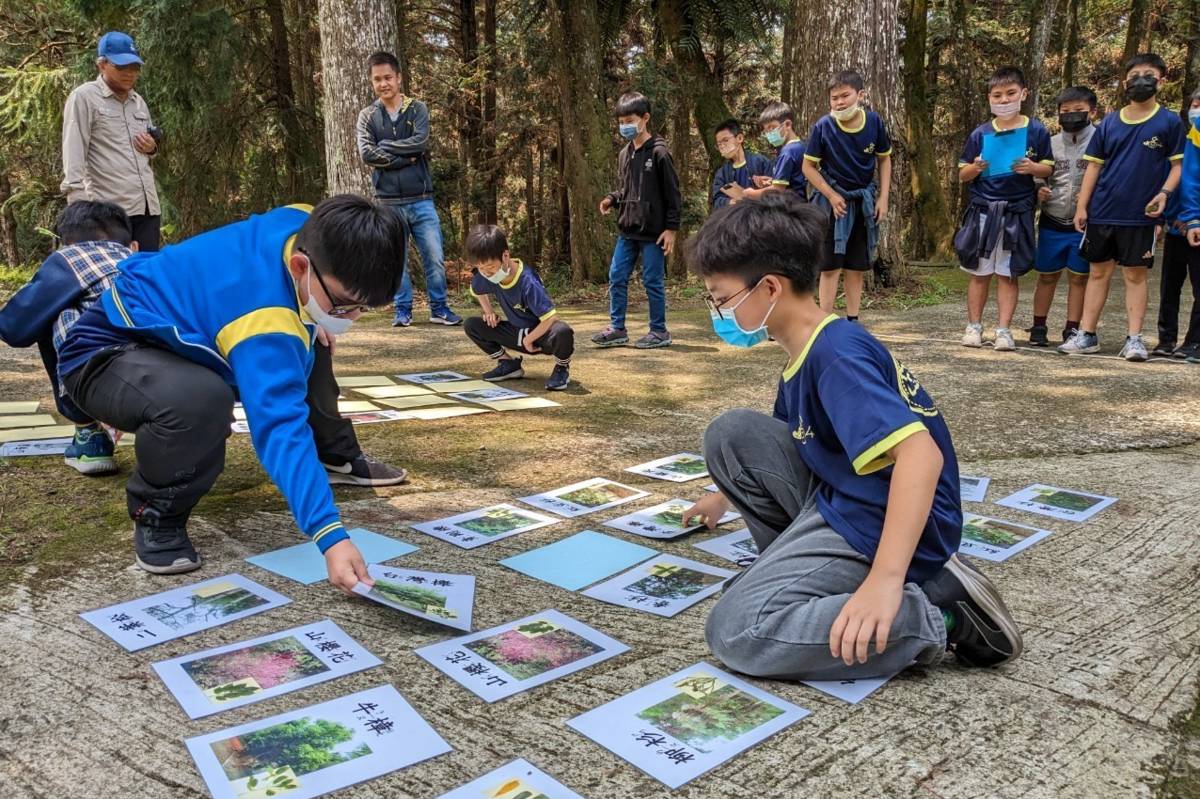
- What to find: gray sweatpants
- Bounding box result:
[703,408,948,680]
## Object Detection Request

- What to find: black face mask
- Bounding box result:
[1059,111,1090,133]
[1124,75,1158,102]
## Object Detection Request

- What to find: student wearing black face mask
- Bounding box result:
[1061,53,1187,362]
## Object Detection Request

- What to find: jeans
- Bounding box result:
[702,408,947,680]
[608,236,666,332]
[389,199,449,313]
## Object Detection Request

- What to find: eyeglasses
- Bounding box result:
[299,248,372,317]
[703,282,758,321]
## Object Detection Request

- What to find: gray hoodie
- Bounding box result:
[1039,124,1096,228]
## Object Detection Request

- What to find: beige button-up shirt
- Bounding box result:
[60,75,161,217]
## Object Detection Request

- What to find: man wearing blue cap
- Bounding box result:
[61,32,162,252]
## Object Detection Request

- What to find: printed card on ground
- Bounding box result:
[152,620,382,719]
[692,528,760,568]
[625,453,710,482]
[0,424,79,444]
[401,406,490,421]
[80,574,290,652]
[437,759,584,799]
[476,397,562,412]
[335,375,396,387]
[519,477,651,518]
[427,379,501,394]
[582,554,735,617]
[0,414,56,429]
[412,503,558,549]
[959,475,990,503]
[567,662,810,789]
[603,499,739,540]
[994,483,1117,522]
[246,528,418,585]
[397,371,472,384]
[449,387,528,404]
[801,674,894,704]
[354,384,438,399]
[416,609,629,702]
[959,514,1055,562]
[377,395,460,411]
[232,410,408,434]
[0,437,73,457]
[499,530,657,591]
[704,483,718,492]
[0,401,39,414]
[353,564,475,631]
[185,684,450,799]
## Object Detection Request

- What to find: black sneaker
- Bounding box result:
[1174,342,1199,360]
[920,554,1022,667]
[324,453,408,487]
[1027,324,1049,347]
[134,523,201,575]
[545,365,570,391]
[483,357,525,381]
[1151,341,1176,358]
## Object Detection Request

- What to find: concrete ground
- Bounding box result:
[1,269,1199,798]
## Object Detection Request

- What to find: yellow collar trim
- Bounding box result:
[991,115,1029,132]
[732,160,747,168]
[782,314,839,380]
[1119,103,1160,125]
[500,259,524,290]
[834,110,866,133]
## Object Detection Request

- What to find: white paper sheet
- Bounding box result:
[958,513,1055,561]
[581,554,734,617]
[625,453,709,482]
[232,409,409,434]
[959,475,991,503]
[354,564,475,631]
[415,609,629,702]
[691,528,760,568]
[0,424,78,444]
[0,437,73,457]
[518,477,651,518]
[185,684,450,799]
[603,498,739,539]
[412,503,559,549]
[566,663,810,788]
[437,758,584,799]
[397,371,472,384]
[801,674,894,704]
[79,574,290,652]
[448,386,528,404]
[152,619,382,719]
[994,483,1117,522]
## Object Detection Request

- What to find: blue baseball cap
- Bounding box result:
[97,32,144,66]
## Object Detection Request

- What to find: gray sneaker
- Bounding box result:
[992,328,1016,352]
[324,454,409,487]
[134,524,201,575]
[590,327,629,348]
[961,323,984,348]
[1119,334,1148,362]
[1058,329,1099,354]
[634,330,673,349]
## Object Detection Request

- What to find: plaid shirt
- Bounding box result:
[51,241,130,350]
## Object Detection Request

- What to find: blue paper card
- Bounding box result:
[980,128,1028,178]
[499,530,656,591]
[246,527,418,584]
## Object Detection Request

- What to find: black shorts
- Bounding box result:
[1079,224,1157,268]
[821,204,871,272]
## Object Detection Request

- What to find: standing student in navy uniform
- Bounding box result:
[710,119,772,210]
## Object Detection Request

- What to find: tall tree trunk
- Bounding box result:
[266,0,307,198]
[902,0,954,261]
[316,0,398,195]
[1063,0,1082,86]
[948,0,977,218]
[780,0,800,106]
[523,141,537,253]
[1024,0,1061,114]
[457,0,481,235]
[1120,0,1150,72]
[535,143,546,260]
[481,0,498,223]
[669,92,691,278]
[656,0,734,170]
[547,0,614,284]
[395,0,413,95]
[786,0,908,271]
[0,171,18,266]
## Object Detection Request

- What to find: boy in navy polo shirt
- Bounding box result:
[727,102,807,203]
[802,70,894,322]
[464,224,573,391]
[955,66,1054,353]
[710,119,772,210]
[683,193,1021,680]
[1061,53,1186,361]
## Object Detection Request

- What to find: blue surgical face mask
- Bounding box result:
[765,128,785,147]
[710,281,776,348]
[1190,108,1200,129]
[619,123,639,140]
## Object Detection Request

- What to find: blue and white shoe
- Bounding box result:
[430,308,463,326]
[545,364,570,391]
[63,426,117,475]
[483,357,525,381]
[392,308,413,327]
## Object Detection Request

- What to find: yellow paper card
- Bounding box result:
[354,384,437,399]
[0,414,57,429]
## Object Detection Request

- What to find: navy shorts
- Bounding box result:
[1035,226,1089,275]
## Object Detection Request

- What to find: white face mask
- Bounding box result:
[990,99,1023,118]
[485,266,510,285]
[304,268,353,335]
[831,103,860,122]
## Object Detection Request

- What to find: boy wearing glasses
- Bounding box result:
[58,197,405,593]
[682,193,1021,680]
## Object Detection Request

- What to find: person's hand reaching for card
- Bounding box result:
[682,491,730,530]
[325,539,373,595]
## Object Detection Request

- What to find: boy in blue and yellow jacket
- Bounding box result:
[57,196,405,590]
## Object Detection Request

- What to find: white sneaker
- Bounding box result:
[961,323,984,348]
[992,328,1016,351]
[1119,334,1148,362]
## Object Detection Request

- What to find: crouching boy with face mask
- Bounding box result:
[682,192,1023,681]
[58,197,405,590]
